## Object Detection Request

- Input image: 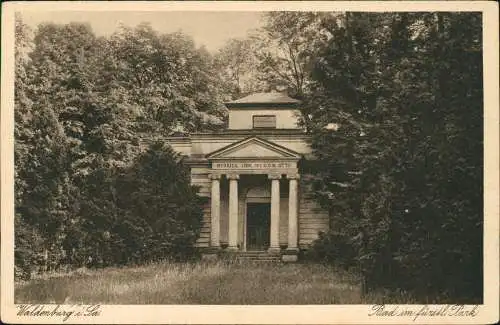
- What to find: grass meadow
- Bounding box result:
[15,261,415,304]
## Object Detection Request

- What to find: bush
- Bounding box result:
[14,214,45,280]
[74,142,204,267]
[309,231,356,268]
[15,142,205,278]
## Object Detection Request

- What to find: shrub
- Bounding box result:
[309,231,356,268]
[14,214,45,280]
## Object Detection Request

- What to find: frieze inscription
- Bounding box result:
[212,161,295,170]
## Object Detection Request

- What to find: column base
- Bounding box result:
[282,254,298,262]
[204,246,221,254]
[201,253,219,261]
[267,247,281,255]
[226,246,239,252]
[284,247,299,254]
[282,248,299,262]
[201,246,220,261]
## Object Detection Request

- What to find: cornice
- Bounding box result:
[165,136,191,142]
[225,103,300,109]
[190,130,310,140]
[194,129,306,134]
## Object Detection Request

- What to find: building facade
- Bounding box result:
[167,93,329,261]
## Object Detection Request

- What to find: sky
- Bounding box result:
[20,11,264,52]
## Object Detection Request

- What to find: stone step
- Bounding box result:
[236,255,281,259]
[237,253,278,257]
[237,251,276,255]
[235,253,282,262]
[236,254,281,258]
[236,258,281,262]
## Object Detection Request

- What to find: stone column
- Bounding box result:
[209,174,221,248]
[268,173,281,253]
[227,173,239,251]
[287,174,300,252]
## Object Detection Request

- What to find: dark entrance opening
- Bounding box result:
[246,203,271,251]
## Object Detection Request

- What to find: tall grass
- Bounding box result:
[15,261,415,304]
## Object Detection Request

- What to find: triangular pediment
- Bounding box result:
[207,137,301,159]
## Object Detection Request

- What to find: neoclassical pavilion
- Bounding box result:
[167,93,329,261]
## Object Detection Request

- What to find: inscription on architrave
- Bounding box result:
[212,161,296,170]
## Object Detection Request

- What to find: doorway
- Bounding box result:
[246,203,271,251]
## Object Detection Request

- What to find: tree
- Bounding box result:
[121,143,204,261]
[253,12,333,98]
[308,12,483,302]
[14,17,45,278]
[14,19,86,274]
[103,24,225,135]
[72,142,204,267]
[214,38,266,99]
[14,19,214,275]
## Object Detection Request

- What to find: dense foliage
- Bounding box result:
[63,143,204,268]
[14,17,210,278]
[307,12,483,302]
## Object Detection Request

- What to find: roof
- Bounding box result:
[225,92,301,108]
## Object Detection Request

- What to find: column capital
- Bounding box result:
[268,173,282,180]
[227,173,240,180]
[286,173,300,180]
[208,173,221,180]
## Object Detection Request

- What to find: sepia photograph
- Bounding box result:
[1,1,499,324]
